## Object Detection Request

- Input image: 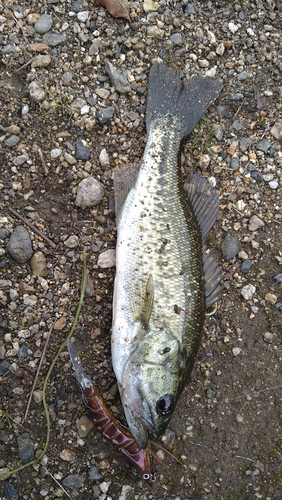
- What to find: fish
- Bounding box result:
[112,63,223,450]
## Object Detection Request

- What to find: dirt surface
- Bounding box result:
[0,1,282,499]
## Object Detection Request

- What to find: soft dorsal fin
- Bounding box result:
[202,247,222,308]
[130,274,154,330]
[183,172,219,243]
[113,162,141,223]
[183,173,222,308]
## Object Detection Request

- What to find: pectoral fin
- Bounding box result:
[130,274,154,330]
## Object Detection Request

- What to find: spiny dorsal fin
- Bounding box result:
[113,162,141,223]
[130,274,154,330]
[183,172,220,243]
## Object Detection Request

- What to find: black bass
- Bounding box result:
[112,63,223,449]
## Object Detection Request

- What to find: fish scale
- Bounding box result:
[112,63,223,449]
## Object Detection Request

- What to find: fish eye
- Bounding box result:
[156,394,174,416]
[143,473,150,480]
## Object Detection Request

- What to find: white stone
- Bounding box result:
[80,105,90,115]
[64,235,79,248]
[232,347,241,357]
[51,148,62,159]
[247,28,255,36]
[99,482,110,494]
[99,148,110,168]
[118,485,134,500]
[263,332,274,342]
[205,67,217,78]
[207,30,216,45]
[238,250,248,260]
[75,177,104,208]
[248,215,264,231]
[97,249,116,268]
[28,81,45,102]
[269,181,278,189]
[77,11,89,22]
[143,0,159,12]
[64,152,76,165]
[216,43,225,56]
[236,200,245,211]
[241,284,256,300]
[228,22,239,33]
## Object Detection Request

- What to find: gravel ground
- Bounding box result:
[0,0,282,499]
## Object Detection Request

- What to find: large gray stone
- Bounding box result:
[7,226,33,263]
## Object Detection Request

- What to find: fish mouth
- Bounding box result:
[126,402,154,449]
[129,399,169,449]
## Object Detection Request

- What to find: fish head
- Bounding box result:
[120,326,185,449]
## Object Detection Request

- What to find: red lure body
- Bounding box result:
[68,341,154,482]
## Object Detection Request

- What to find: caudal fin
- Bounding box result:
[146,63,223,138]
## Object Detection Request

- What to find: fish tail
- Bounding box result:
[146,63,223,139]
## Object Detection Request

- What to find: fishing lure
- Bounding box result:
[67,341,156,483]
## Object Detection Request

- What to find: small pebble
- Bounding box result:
[42,32,67,47]
[75,139,90,161]
[185,3,195,15]
[105,61,131,93]
[232,347,241,356]
[265,293,277,305]
[51,148,62,159]
[99,481,110,494]
[62,474,84,489]
[97,106,114,124]
[64,235,79,248]
[99,148,110,167]
[248,215,264,231]
[270,121,282,140]
[88,465,103,481]
[4,481,19,500]
[59,449,76,462]
[241,260,252,274]
[263,332,274,342]
[4,135,20,147]
[76,177,104,208]
[30,251,48,277]
[17,433,35,463]
[76,415,94,437]
[269,180,278,190]
[28,81,45,102]
[241,284,256,300]
[229,158,240,169]
[256,139,271,154]
[238,71,248,81]
[97,249,116,268]
[77,11,89,22]
[221,234,240,261]
[34,14,53,34]
[0,360,10,376]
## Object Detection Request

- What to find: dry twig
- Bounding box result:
[38,148,49,176]
[15,56,38,73]
[8,207,56,248]
[23,323,54,422]
[43,467,73,499]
